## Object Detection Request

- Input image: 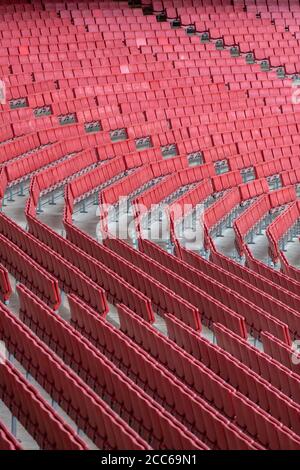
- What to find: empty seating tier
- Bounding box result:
[0,0,300,451]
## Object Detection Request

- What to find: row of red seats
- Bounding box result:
[25,87,76,110]
[10,105,107,134]
[169,179,213,240]
[214,322,300,413]
[119,94,266,120]
[64,218,197,327]
[101,155,195,204]
[0,9,58,18]
[0,264,11,303]
[234,194,270,255]
[9,62,213,90]
[107,236,247,335]
[135,163,214,213]
[101,158,189,208]
[179,164,215,185]
[210,246,300,316]
[255,155,300,178]
[145,100,279,131]
[185,114,290,143]
[160,97,288,123]
[101,165,157,206]
[228,149,265,173]
[0,421,21,450]
[0,293,147,450]
[248,84,299,99]
[281,167,300,186]
[5,40,125,63]
[0,132,40,165]
[165,313,300,439]
[28,208,154,322]
[8,57,164,86]
[189,122,300,156]
[1,47,295,84]
[8,50,164,76]
[178,245,299,340]
[261,139,299,162]
[139,238,291,342]
[261,141,300,163]
[68,293,256,450]
[67,155,126,207]
[269,185,296,207]
[235,129,300,156]
[244,243,300,297]
[0,21,84,36]
[65,153,188,215]
[68,82,245,110]
[9,118,108,149]
[234,186,297,255]
[0,123,14,141]
[32,147,97,200]
[18,284,206,450]
[146,155,188,175]
[118,302,300,449]
[7,116,60,141]
[0,358,87,450]
[135,172,182,213]
[267,200,300,262]
[239,178,269,201]
[4,141,73,185]
[204,187,240,232]
[1,118,28,139]
[0,211,107,314]
[2,35,125,58]
[6,79,57,101]
[0,232,60,309]
[212,170,243,194]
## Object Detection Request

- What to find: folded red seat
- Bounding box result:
[0,264,11,303]
[0,420,22,450]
